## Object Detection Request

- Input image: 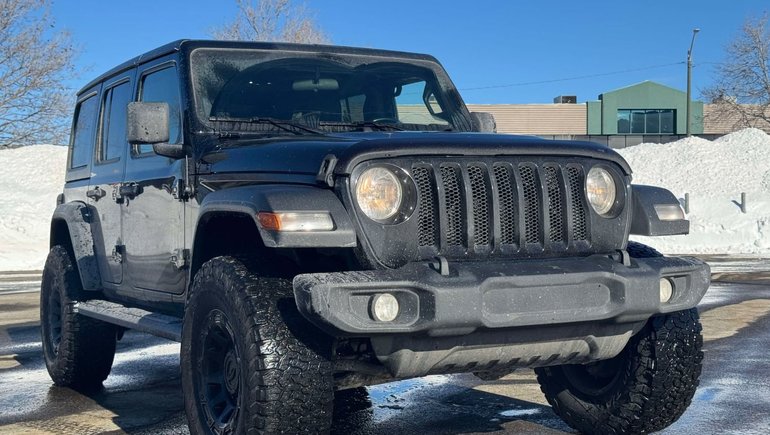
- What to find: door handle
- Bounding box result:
[119,183,141,198]
[86,186,106,201]
[115,183,141,203]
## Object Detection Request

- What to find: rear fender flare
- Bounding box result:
[51,202,102,291]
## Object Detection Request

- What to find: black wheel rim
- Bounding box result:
[46,285,63,355]
[562,352,626,397]
[198,310,241,433]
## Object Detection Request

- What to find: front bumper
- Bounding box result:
[293,254,710,336]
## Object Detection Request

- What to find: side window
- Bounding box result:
[70,95,99,169]
[99,81,131,162]
[138,65,181,154]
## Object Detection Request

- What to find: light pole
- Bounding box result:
[686,28,700,137]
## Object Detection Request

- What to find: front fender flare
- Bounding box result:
[629,185,689,236]
[197,185,357,248]
[51,202,102,291]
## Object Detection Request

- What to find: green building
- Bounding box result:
[586,81,703,135]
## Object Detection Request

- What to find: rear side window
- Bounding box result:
[138,66,181,154]
[70,95,99,168]
[99,81,132,162]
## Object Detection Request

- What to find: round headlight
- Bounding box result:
[586,167,617,216]
[356,167,403,221]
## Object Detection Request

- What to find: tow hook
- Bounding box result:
[431,256,451,276]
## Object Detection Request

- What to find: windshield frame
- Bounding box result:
[187,46,474,134]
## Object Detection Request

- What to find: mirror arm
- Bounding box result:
[152,143,186,159]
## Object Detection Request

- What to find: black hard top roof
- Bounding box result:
[77,39,440,96]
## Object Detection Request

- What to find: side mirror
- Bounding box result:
[470,112,497,133]
[127,102,185,159]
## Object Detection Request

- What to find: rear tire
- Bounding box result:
[40,245,117,390]
[181,256,334,435]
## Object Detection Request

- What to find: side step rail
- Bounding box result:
[75,300,183,342]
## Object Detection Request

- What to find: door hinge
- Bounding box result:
[171,178,192,200]
[170,248,190,270]
[316,154,338,187]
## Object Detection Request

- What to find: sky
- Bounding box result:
[50,0,765,104]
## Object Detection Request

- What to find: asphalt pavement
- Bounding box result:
[1,258,769,434]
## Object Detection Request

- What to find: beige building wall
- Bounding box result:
[703,104,770,134]
[466,104,587,135]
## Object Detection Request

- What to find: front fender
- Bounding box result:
[197,185,357,248]
[51,202,102,291]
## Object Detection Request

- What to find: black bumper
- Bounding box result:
[292,255,710,336]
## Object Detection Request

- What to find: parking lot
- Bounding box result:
[1,259,769,434]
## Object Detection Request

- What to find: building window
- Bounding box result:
[617,109,675,134]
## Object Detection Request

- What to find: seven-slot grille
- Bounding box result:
[411,161,589,257]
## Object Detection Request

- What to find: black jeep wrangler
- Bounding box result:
[42,40,710,434]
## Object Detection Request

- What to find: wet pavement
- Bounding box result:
[1,258,770,434]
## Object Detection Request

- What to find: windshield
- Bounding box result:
[190,48,469,133]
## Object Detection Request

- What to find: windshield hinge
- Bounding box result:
[316,154,338,187]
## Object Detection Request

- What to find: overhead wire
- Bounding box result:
[459,61,687,91]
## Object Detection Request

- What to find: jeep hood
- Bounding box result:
[201,132,632,177]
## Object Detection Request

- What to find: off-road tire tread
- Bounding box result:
[182,256,334,435]
[535,308,703,434]
[626,241,663,258]
[41,245,116,389]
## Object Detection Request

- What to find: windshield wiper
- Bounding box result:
[209,116,324,136]
[323,121,405,131]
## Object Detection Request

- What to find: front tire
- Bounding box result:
[40,245,117,389]
[181,256,334,435]
[535,308,703,434]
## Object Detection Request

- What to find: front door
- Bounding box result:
[122,59,187,294]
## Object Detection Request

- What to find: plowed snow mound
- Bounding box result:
[619,128,770,254]
[0,145,66,271]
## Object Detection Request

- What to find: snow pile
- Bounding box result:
[619,128,770,254]
[0,145,67,271]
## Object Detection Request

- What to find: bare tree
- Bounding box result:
[703,15,770,131]
[212,0,329,44]
[0,0,77,147]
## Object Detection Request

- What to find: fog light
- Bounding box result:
[659,278,674,303]
[371,293,399,322]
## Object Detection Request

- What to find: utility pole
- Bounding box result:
[686,28,700,137]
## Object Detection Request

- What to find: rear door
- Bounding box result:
[88,73,134,286]
[122,58,187,294]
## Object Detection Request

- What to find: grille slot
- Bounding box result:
[412,160,591,258]
[493,164,517,245]
[567,166,588,241]
[413,166,439,248]
[519,165,542,244]
[439,165,465,246]
[468,164,491,247]
[544,166,565,243]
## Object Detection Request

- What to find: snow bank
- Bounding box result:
[0,145,67,271]
[619,128,770,255]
